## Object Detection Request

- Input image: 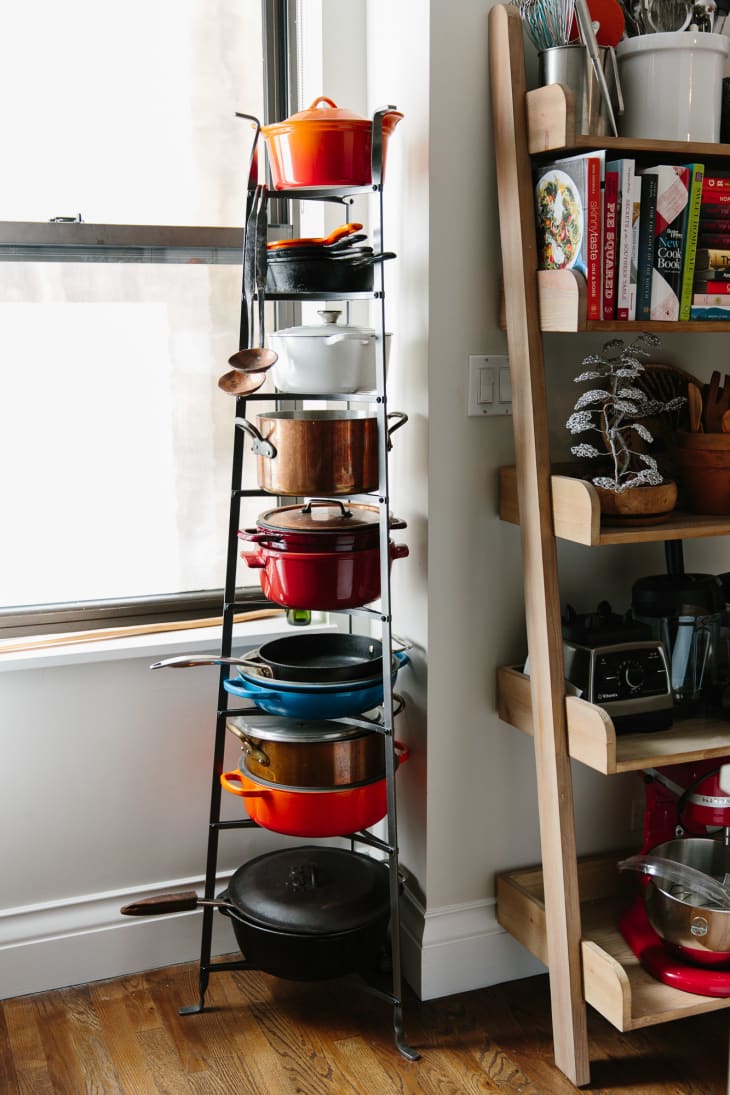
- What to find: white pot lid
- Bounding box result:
[270,309,377,340]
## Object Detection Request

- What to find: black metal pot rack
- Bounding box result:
[177,109,418,1062]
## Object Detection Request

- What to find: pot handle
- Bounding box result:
[120,891,237,916]
[238,545,266,569]
[220,770,268,799]
[386,411,408,450]
[301,498,351,518]
[349,251,397,270]
[390,542,410,561]
[225,721,271,764]
[393,649,410,671]
[237,529,285,549]
[308,95,338,110]
[394,740,410,766]
[234,417,277,460]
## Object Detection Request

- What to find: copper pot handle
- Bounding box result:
[386,411,408,450]
[234,417,277,459]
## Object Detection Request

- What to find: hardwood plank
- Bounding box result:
[2,997,48,1072]
[135,1027,198,1095]
[60,985,124,1094]
[89,978,159,1094]
[0,1006,19,1095]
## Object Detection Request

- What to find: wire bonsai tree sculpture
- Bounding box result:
[567,334,686,493]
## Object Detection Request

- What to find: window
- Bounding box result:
[0,0,295,636]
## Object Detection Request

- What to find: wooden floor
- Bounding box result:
[2,961,730,1094]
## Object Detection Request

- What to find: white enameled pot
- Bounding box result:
[267,309,391,394]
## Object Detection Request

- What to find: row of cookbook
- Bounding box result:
[534,152,730,322]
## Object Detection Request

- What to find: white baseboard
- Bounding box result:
[0,873,238,1001]
[1,876,545,1003]
[398,888,545,1000]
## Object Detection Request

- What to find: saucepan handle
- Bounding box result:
[220,770,268,798]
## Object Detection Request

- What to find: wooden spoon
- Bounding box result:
[687,381,704,432]
[217,369,267,397]
[228,347,278,374]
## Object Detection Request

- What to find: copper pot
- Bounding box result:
[226,714,405,787]
[235,410,406,496]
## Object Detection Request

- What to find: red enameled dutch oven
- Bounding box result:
[260,97,403,190]
[240,541,409,610]
[239,498,406,553]
[220,744,409,837]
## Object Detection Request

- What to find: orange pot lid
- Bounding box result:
[262,97,372,133]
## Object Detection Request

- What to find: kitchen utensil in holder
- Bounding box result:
[539,41,623,136]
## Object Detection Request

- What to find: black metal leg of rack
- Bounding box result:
[179,390,249,1016]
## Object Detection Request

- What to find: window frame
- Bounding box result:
[1,0,302,640]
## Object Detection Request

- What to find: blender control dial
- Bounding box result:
[619,658,646,693]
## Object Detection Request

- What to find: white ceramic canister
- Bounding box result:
[267,310,391,394]
[616,32,729,142]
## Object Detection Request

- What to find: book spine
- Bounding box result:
[696,248,730,270]
[701,279,730,292]
[635,173,658,321]
[691,305,730,319]
[702,173,730,195]
[586,155,602,321]
[610,160,635,321]
[697,220,730,233]
[700,195,730,211]
[692,292,730,305]
[629,174,642,319]
[602,169,618,320]
[679,163,704,322]
[698,234,730,247]
[645,164,690,321]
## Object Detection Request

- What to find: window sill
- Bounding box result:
[0,613,333,672]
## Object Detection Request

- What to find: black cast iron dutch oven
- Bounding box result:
[266,247,397,294]
[120,846,391,980]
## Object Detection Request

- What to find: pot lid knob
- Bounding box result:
[287,863,321,893]
[316,309,341,326]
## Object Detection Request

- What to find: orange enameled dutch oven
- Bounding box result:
[220,743,409,837]
[260,97,403,189]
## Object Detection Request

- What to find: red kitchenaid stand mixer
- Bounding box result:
[620,758,730,995]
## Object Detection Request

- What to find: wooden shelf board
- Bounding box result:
[498,854,730,1032]
[526,82,730,163]
[497,665,730,774]
[499,466,730,546]
[499,270,730,332]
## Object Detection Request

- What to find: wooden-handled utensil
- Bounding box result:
[687,381,704,432]
[703,370,724,432]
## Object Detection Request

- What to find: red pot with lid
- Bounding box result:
[260,97,403,189]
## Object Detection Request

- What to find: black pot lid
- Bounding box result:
[227,846,390,935]
[632,573,725,616]
[257,499,380,534]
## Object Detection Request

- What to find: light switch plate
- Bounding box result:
[467,354,512,416]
